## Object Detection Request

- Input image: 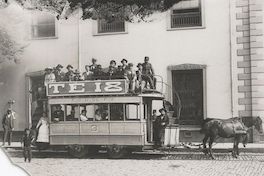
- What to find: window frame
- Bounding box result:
[166,0,205,31]
[92,19,128,36]
[31,13,58,40]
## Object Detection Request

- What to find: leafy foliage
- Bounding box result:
[0,27,24,64]
[9,0,182,22]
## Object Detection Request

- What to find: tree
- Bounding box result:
[0,1,26,64]
[8,0,182,22]
[0,27,23,64]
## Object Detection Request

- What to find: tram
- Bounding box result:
[44,79,176,158]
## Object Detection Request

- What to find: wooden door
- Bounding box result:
[172,69,204,125]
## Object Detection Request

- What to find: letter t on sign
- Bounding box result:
[48,83,65,94]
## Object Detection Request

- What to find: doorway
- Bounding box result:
[26,71,46,128]
[172,69,204,125]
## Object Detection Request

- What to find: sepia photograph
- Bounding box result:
[0,0,264,176]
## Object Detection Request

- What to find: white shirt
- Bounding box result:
[80,114,88,121]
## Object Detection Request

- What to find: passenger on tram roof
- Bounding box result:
[73,69,83,81]
[115,65,125,79]
[82,65,93,80]
[120,58,128,72]
[89,58,97,74]
[124,63,136,93]
[53,64,65,82]
[106,66,116,80]
[44,67,56,87]
[65,65,75,81]
[93,65,105,79]
[142,56,156,89]
[136,63,147,93]
[80,110,89,121]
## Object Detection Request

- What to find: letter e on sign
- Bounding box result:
[69,83,85,93]
[104,82,122,92]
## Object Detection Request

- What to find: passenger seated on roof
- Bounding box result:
[106,66,116,80]
[89,58,97,74]
[136,63,146,93]
[65,65,75,81]
[74,69,83,81]
[124,63,136,93]
[115,65,125,79]
[93,65,105,80]
[120,59,128,72]
[82,65,93,80]
[109,60,117,72]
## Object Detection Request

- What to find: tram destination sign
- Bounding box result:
[46,80,127,96]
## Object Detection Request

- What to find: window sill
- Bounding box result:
[31,36,58,40]
[179,125,201,130]
[93,31,128,36]
[167,26,205,31]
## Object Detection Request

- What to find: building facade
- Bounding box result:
[0,0,263,142]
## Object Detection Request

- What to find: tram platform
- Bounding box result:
[2,142,264,153]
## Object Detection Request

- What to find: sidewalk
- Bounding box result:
[1,142,264,153]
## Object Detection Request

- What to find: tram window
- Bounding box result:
[125,104,139,120]
[51,104,65,122]
[65,105,78,121]
[110,104,124,121]
[79,105,94,121]
[94,104,109,121]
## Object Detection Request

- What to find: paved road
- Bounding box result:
[6,150,264,176]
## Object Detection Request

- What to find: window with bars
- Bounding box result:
[31,14,56,39]
[170,0,202,29]
[97,19,126,34]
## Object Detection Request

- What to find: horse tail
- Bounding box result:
[200,118,214,133]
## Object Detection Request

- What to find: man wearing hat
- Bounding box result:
[120,58,128,72]
[142,56,156,89]
[65,65,74,81]
[153,108,169,148]
[44,67,56,87]
[53,64,65,82]
[73,69,83,81]
[2,109,15,146]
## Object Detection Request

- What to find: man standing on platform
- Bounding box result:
[142,56,156,89]
[153,108,169,148]
[2,109,15,146]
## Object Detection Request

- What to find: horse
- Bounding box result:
[201,116,263,159]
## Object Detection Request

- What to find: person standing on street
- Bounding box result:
[2,109,15,146]
[21,128,33,162]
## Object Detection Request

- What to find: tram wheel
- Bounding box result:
[107,145,127,159]
[68,145,88,158]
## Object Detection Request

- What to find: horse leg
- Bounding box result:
[232,137,238,158]
[236,136,241,156]
[202,135,209,155]
[208,136,215,160]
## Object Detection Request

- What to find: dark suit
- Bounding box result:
[2,113,15,145]
[153,114,169,147]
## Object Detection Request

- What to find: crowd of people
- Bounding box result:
[44,56,157,93]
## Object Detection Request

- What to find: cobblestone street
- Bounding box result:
[7,150,264,176]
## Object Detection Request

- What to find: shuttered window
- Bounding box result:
[97,19,126,34]
[31,14,56,39]
[171,0,202,28]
